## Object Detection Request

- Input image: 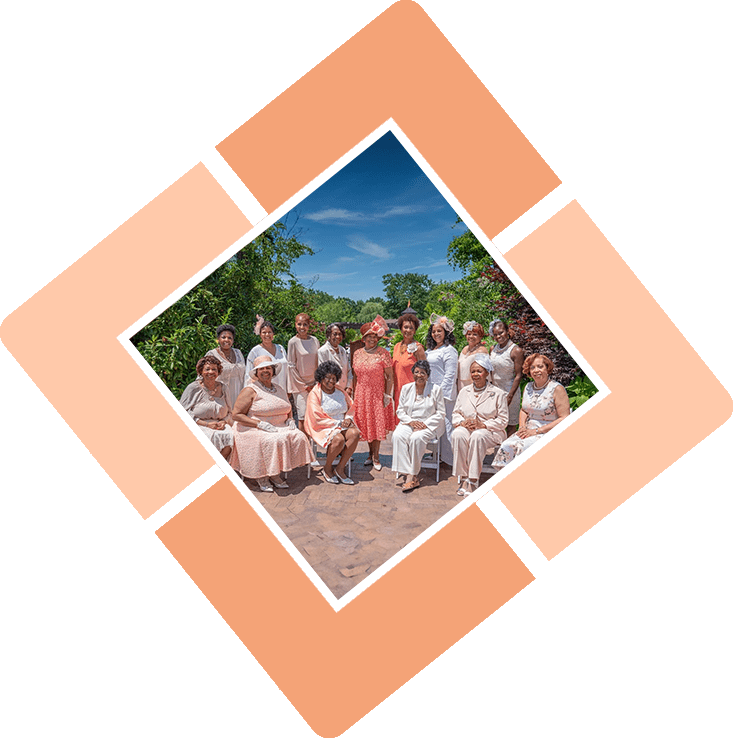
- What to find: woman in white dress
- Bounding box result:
[245,317,289,394]
[492,353,570,470]
[205,324,247,407]
[488,319,524,436]
[287,312,320,431]
[393,360,446,493]
[425,314,459,466]
[179,354,234,460]
[452,354,508,496]
[317,323,352,396]
[304,360,360,485]
[457,320,490,393]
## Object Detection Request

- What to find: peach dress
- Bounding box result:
[230,382,313,478]
[352,347,395,442]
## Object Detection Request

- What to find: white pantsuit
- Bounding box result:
[392,382,446,477]
[426,344,458,465]
[451,383,508,480]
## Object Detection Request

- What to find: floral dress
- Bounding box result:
[230,382,314,478]
[492,379,561,468]
[352,347,395,442]
[391,340,423,425]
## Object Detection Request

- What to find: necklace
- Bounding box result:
[202,380,219,396]
[472,383,487,395]
[493,340,513,354]
[364,345,379,354]
[218,347,234,362]
[258,380,278,394]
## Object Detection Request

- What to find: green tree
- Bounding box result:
[382,272,434,318]
[355,300,387,324]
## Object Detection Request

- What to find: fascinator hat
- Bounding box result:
[462,320,479,335]
[429,313,455,333]
[253,314,264,336]
[360,314,389,338]
[250,354,281,380]
[469,353,494,374]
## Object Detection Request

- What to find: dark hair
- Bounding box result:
[523,353,554,377]
[425,322,457,350]
[259,320,275,334]
[411,359,431,377]
[325,323,345,340]
[196,355,223,376]
[315,360,343,384]
[397,313,420,330]
[216,324,236,339]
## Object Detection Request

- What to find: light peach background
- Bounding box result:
[1,164,251,517]
[158,478,533,738]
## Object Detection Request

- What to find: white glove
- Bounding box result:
[383,393,392,408]
[257,421,277,433]
[286,418,298,430]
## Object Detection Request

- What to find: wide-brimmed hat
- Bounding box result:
[250,355,281,380]
[360,314,389,338]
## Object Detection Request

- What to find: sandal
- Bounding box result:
[402,479,420,493]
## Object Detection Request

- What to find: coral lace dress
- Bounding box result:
[352,347,395,442]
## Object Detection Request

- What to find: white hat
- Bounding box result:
[250,355,281,380]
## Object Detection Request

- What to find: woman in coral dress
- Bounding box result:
[230,355,314,492]
[391,311,426,425]
[352,315,394,471]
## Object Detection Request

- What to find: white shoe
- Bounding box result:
[270,476,289,489]
[256,477,274,492]
[335,471,355,485]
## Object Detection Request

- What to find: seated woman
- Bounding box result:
[246,316,289,393]
[392,360,446,493]
[317,323,352,396]
[304,361,361,485]
[206,323,247,406]
[230,355,314,493]
[492,353,570,470]
[452,354,508,496]
[179,355,233,461]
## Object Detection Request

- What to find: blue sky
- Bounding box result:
[286,132,466,302]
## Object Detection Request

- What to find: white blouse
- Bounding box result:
[426,344,459,402]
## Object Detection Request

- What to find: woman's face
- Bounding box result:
[465,329,481,348]
[320,373,338,394]
[217,331,234,351]
[401,321,416,342]
[492,323,509,346]
[328,327,343,347]
[202,362,220,383]
[431,324,446,346]
[256,365,274,384]
[412,366,428,384]
[260,326,274,344]
[295,315,310,338]
[363,332,379,349]
[470,362,489,385]
[530,358,550,386]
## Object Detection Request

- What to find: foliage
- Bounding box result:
[355,300,388,324]
[566,374,599,410]
[132,221,313,398]
[382,272,434,318]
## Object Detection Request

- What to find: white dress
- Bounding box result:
[456,348,490,394]
[392,382,446,476]
[426,344,459,464]
[205,348,246,408]
[317,343,352,393]
[492,380,562,468]
[246,343,288,393]
[490,340,521,425]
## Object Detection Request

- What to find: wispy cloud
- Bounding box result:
[337,256,355,262]
[303,203,431,225]
[347,235,392,260]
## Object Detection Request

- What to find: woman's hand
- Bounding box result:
[342,416,354,428]
[409,420,427,430]
[383,393,392,408]
[516,426,531,438]
[473,420,486,430]
[286,418,298,430]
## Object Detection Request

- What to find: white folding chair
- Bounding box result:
[420,438,442,482]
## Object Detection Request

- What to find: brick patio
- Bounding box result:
[244,436,496,598]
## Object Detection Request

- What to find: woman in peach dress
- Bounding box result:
[230,355,314,492]
[391,312,426,425]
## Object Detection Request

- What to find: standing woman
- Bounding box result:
[206,324,247,408]
[287,312,320,431]
[352,315,395,471]
[457,321,489,393]
[425,314,459,466]
[489,319,524,436]
[391,312,426,424]
[317,323,352,396]
[246,317,289,393]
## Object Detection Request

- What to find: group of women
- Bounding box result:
[179,312,570,495]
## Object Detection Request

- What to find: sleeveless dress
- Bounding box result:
[352,347,395,442]
[391,341,423,424]
[492,379,561,468]
[490,340,521,425]
[456,347,490,394]
[230,382,313,478]
[205,347,246,408]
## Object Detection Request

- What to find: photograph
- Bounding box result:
[131,131,595,598]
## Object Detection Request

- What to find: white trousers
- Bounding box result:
[451,426,503,480]
[441,399,455,465]
[391,423,436,476]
